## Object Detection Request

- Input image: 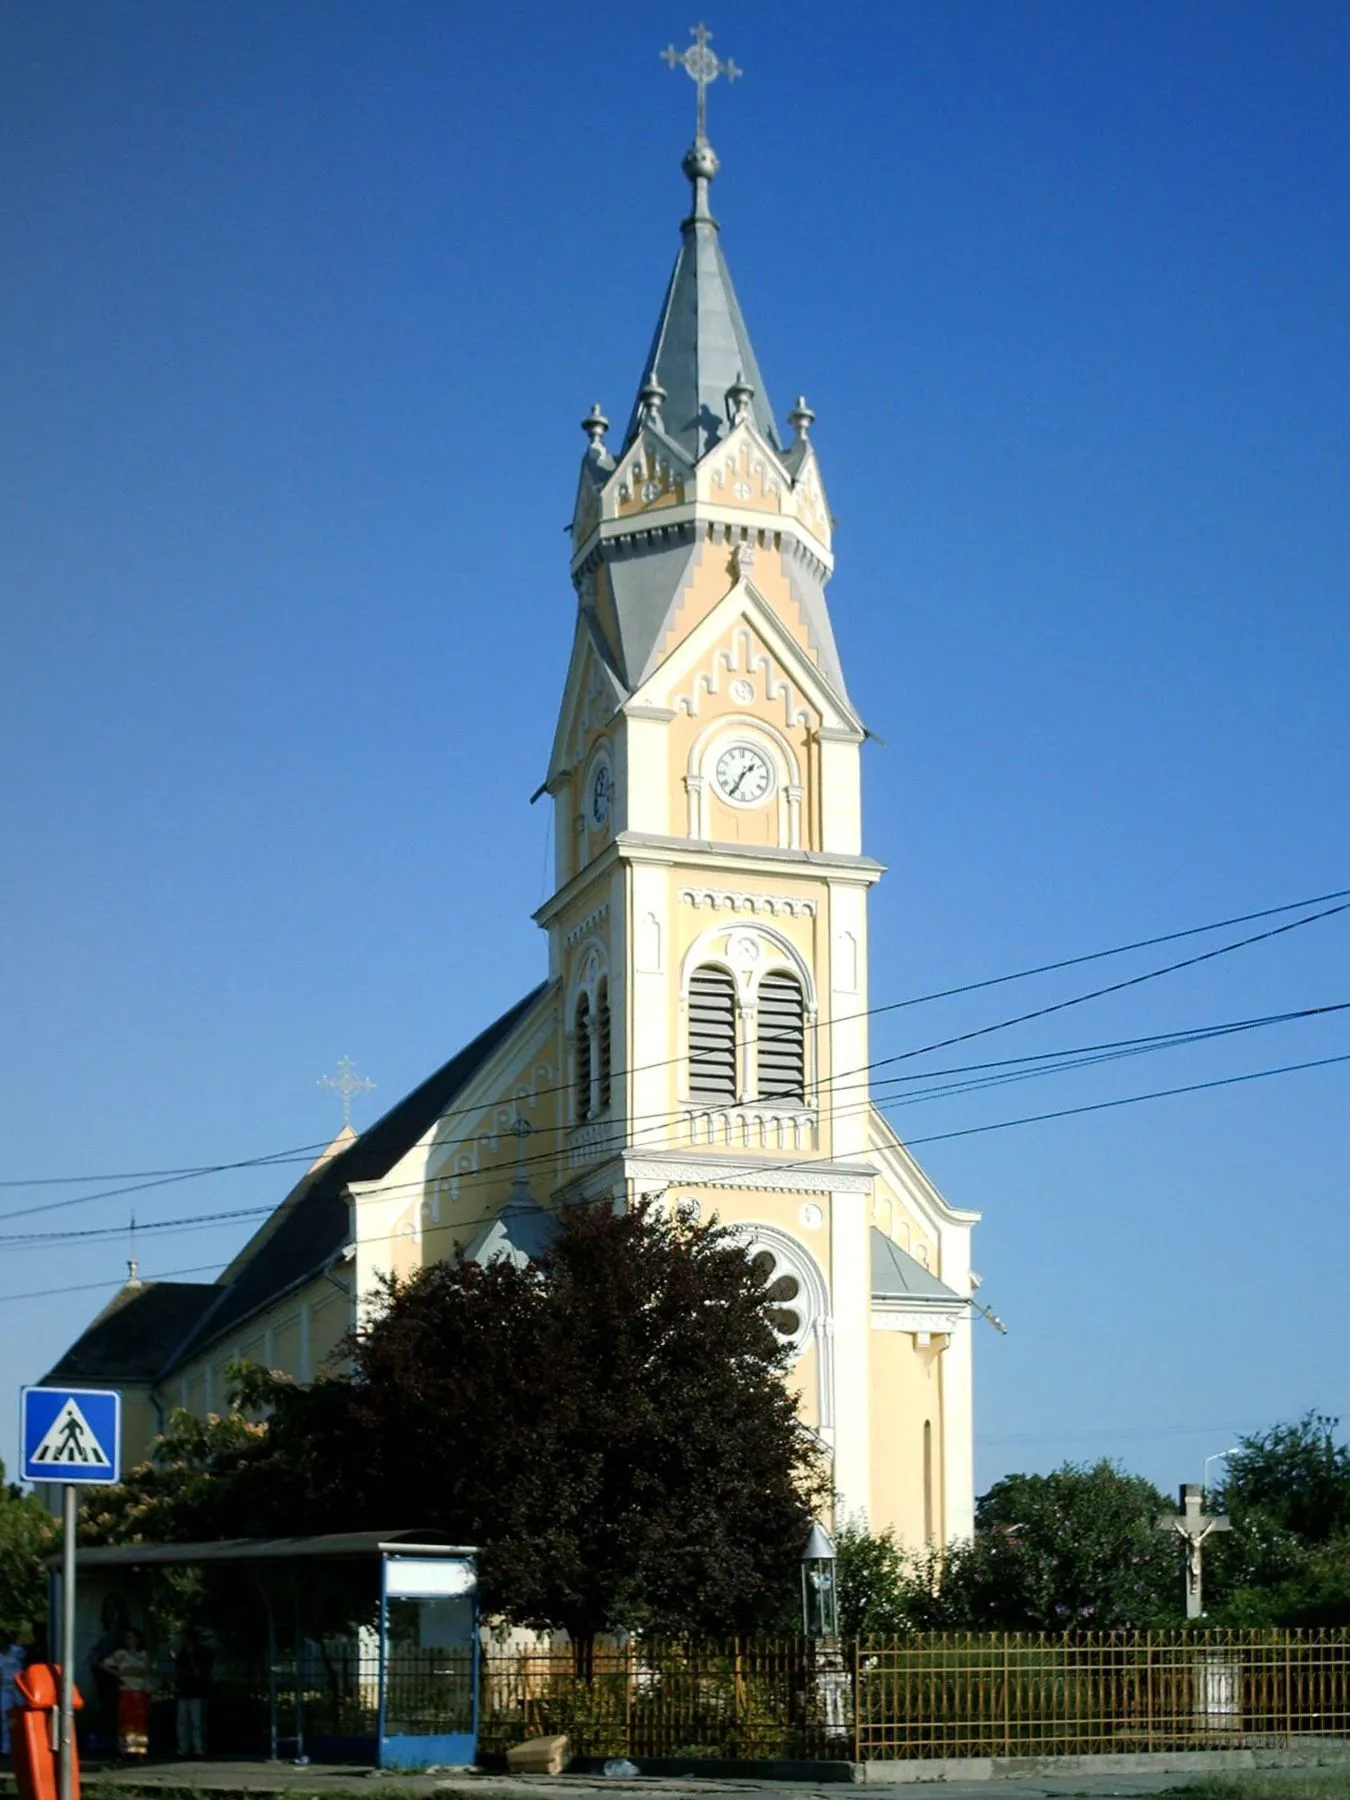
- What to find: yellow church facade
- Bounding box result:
[44,123,979,1550]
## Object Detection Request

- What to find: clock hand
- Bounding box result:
[727,764,752,797]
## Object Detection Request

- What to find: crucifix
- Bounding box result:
[662,23,741,144]
[318,1055,375,1127]
[1157,1482,1231,1619]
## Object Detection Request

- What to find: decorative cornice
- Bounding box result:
[571,505,832,583]
[680,887,817,917]
[564,903,609,949]
[871,1296,969,1338]
[624,1152,878,1196]
[615,832,885,883]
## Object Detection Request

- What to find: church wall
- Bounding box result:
[119,1387,160,1472]
[870,1183,938,1274]
[868,1328,946,1546]
[650,530,821,684]
[658,1187,833,1439]
[165,1270,356,1426]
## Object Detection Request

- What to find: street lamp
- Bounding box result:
[1203,1447,1240,1499]
[801,1523,838,1639]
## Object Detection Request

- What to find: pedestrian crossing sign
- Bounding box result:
[21,1387,121,1485]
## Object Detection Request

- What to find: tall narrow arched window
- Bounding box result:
[574,992,592,1121]
[688,965,737,1104]
[756,971,805,1102]
[595,979,612,1112]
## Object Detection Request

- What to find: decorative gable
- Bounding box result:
[610,430,692,520]
[700,422,790,515]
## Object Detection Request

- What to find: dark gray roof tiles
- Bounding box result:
[870,1227,962,1302]
[624,211,780,462]
[43,1282,220,1386]
[138,982,552,1380]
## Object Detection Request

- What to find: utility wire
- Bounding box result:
[904,1051,1350,1147]
[3,880,1347,1194]
[2,1039,1346,1256]
[2,1036,1346,1300]
[4,995,1343,1244]
[2,894,1346,1233]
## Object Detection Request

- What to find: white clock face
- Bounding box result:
[715,742,773,804]
[590,763,613,826]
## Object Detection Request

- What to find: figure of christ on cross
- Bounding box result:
[1158,1483,1232,1619]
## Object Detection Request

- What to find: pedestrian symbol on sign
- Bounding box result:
[30,1397,112,1469]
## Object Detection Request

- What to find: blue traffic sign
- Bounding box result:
[21,1387,121,1484]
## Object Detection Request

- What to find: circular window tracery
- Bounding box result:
[736,1226,826,1362]
[750,1248,803,1339]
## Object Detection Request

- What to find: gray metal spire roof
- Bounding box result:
[623,144,781,461]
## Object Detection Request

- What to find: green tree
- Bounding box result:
[1207,1413,1350,1625]
[0,1460,57,1639]
[89,1203,827,1645]
[939,1462,1181,1630]
[1220,1414,1350,1544]
[835,1524,957,1637]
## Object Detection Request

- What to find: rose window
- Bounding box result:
[750,1246,805,1347]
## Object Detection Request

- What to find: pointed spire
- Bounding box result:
[623,154,780,460]
[628,26,777,461]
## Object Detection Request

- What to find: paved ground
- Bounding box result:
[7,1756,1344,1800]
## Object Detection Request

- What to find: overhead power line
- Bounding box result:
[0,1040,1345,1258]
[2,879,1346,1197]
[2,977,1344,1241]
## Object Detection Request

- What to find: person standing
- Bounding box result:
[100,1627,153,1758]
[1,1628,31,1758]
[173,1626,212,1759]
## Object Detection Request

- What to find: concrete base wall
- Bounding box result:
[860,1741,1350,1783]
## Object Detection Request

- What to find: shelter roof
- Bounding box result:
[61,1529,476,1570]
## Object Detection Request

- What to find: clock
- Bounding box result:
[714,742,773,804]
[590,762,613,826]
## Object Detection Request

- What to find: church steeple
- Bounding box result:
[621,137,780,460]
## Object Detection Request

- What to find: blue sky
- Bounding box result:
[2,1,1347,1500]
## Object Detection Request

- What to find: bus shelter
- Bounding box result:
[58,1530,478,1769]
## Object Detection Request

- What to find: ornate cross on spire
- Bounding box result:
[662,23,740,145]
[318,1055,375,1128]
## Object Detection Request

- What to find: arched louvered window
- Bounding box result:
[595,980,612,1112]
[688,964,737,1104]
[756,971,805,1102]
[574,992,592,1121]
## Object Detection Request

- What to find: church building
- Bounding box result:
[44,61,980,1548]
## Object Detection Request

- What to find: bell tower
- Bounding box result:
[534,33,975,1535]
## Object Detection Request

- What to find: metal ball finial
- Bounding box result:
[725,371,755,427]
[638,371,668,426]
[581,403,610,447]
[788,396,816,441]
[682,140,720,186]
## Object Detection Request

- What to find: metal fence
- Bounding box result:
[854,1631,1350,1760]
[139,1631,1350,1765]
[478,1640,847,1761]
[477,1633,1350,1764]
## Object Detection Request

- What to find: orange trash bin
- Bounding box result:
[10,1665,81,1800]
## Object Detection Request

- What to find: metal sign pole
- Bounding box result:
[20,1383,122,1796]
[59,1481,76,1800]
